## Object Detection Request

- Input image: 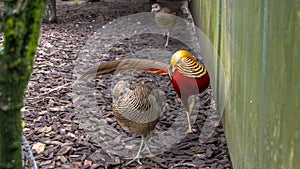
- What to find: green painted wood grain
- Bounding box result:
[190,0,224,113]
[190,0,300,168]
[262,1,300,168]
[190,0,219,48]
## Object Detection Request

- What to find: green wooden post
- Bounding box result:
[190,0,300,168]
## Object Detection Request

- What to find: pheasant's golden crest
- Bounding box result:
[170,50,207,78]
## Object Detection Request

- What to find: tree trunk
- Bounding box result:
[44,0,57,23]
[0,1,45,168]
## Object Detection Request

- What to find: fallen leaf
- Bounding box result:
[84,159,92,166]
[32,142,46,154]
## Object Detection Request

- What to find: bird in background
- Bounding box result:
[77,50,210,133]
[112,81,166,165]
[151,3,177,47]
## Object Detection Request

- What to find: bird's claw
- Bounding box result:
[142,142,154,155]
[186,128,197,133]
[126,157,142,166]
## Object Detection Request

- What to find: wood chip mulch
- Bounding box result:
[1,0,232,168]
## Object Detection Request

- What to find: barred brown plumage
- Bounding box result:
[112,81,166,165]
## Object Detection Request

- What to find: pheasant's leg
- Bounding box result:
[126,137,144,165]
[165,31,170,47]
[141,140,157,157]
[186,96,196,133]
[185,111,193,133]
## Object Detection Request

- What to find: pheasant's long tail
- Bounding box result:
[77,59,169,81]
[77,60,121,81]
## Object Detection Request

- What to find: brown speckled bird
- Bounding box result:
[77,50,210,133]
[112,81,165,165]
[151,3,177,47]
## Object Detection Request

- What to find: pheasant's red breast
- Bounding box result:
[169,50,210,102]
[171,70,210,99]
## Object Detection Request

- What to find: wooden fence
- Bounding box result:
[190,0,300,168]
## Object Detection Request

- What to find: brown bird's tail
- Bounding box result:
[77,58,170,81]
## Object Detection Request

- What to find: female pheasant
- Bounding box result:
[151,3,177,47]
[112,81,165,165]
[78,50,210,133]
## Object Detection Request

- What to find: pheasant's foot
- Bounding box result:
[125,156,142,166]
[125,136,144,165]
[186,127,197,133]
[142,141,152,154]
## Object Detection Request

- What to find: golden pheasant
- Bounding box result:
[151,3,177,47]
[112,81,166,165]
[168,50,210,132]
[78,50,210,133]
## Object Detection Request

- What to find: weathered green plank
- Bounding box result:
[191,0,300,168]
[190,0,224,113]
[222,1,265,168]
[190,0,219,48]
[262,1,300,168]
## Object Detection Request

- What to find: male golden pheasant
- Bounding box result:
[112,81,165,165]
[151,3,177,47]
[78,50,210,133]
[168,50,210,132]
